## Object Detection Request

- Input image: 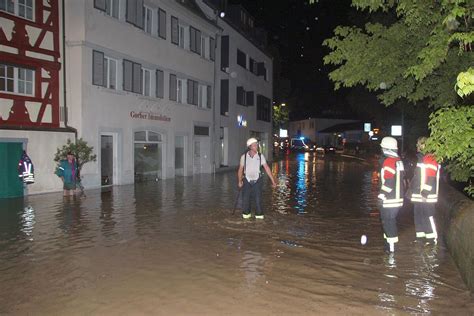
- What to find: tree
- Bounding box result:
[323,0,473,195]
[54,138,97,178]
[425,69,474,196]
[272,104,289,134]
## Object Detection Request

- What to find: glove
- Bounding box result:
[378,193,386,201]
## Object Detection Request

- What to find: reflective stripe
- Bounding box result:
[416,232,426,238]
[59,167,65,170]
[429,216,438,239]
[384,166,396,174]
[422,184,432,191]
[242,214,251,219]
[255,215,264,219]
[381,185,392,193]
[426,164,437,171]
[384,234,399,243]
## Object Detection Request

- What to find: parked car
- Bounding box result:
[290,138,316,152]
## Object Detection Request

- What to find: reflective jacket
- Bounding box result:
[410,153,440,203]
[378,156,405,208]
[18,151,35,184]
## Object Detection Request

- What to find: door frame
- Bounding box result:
[100,132,118,186]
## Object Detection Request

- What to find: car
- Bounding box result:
[290,138,316,152]
[323,145,336,154]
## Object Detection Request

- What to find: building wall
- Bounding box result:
[206,3,273,167]
[65,0,219,188]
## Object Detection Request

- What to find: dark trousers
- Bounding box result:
[414,203,436,238]
[242,178,263,216]
[380,207,400,240]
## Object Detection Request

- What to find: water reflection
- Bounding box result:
[295,153,308,214]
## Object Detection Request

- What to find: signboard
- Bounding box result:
[391,125,402,136]
[279,129,288,138]
[130,111,171,122]
[364,123,371,132]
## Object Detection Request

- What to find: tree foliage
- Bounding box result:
[324,0,473,196]
[54,138,97,177]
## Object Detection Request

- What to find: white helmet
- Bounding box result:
[380,136,398,150]
[246,137,258,147]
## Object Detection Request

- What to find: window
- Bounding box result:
[1,0,34,20]
[158,8,166,39]
[194,125,209,136]
[155,69,164,98]
[123,59,142,94]
[246,91,254,106]
[249,58,258,75]
[187,79,198,105]
[143,5,152,34]
[104,56,117,89]
[257,94,271,122]
[210,37,215,61]
[95,0,119,18]
[257,62,267,80]
[142,68,151,96]
[190,27,201,54]
[197,84,210,109]
[177,78,186,103]
[221,36,229,70]
[126,0,144,29]
[237,49,246,68]
[93,51,117,90]
[0,64,34,96]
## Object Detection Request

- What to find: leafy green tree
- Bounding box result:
[54,138,97,178]
[323,0,473,195]
[272,104,290,134]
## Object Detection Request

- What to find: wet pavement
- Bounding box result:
[0,153,473,315]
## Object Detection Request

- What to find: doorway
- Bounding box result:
[0,142,24,198]
[175,136,186,176]
[101,135,114,186]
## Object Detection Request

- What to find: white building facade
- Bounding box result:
[197,0,273,168]
[65,0,221,188]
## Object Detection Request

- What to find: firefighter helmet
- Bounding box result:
[246,138,258,147]
[380,136,398,150]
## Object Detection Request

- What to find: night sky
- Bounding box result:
[231,0,356,120]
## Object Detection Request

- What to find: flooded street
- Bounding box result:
[0,153,473,315]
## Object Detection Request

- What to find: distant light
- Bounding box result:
[301,54,304,57]
[368,131,374,137]
[281,103,286,106]
[364,123,371,132]
[314,17,318,20]
[306,27,310,31]
[279,129,288,138]
[219,12,225,18]
[379,82,387,89]
[391,125,402,136]
[299,136,305,140]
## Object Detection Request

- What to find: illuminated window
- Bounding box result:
[0,64,34,96]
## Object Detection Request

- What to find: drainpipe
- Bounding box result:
[62,0,78,141]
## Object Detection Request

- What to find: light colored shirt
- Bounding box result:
[240,152,267,181]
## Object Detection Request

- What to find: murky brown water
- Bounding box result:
[1,153,473,315]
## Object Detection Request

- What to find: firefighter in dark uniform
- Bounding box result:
[378,136,405,253]
[409,137,440,244]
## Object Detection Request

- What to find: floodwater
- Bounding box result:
[0,153,473,315]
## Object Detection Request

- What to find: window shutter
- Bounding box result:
[220,79,229,115]
[94,0,106,11]
[189,27,196,52]
[220,36,229,70]
[187,79,193,104]
[126,0,136,25]
[249,58,254,73]
[136,0,144,28]
[156,70,164,98]
[196,29,201,55]
[257,62,265,76]
[169,74,177,101]
[193,80,198,105]
[246,91,254,106]
[210,37,215,61]
[206,85,211,108]
[237,49,246,68]
[171,16,179,45]
[133,62,142,94]
[158,9,166,39]
[92,50,105,86]
[123,60,133,92]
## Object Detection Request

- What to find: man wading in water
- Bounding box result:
[237,138,277,219]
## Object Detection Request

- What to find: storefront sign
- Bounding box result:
[130,111,171,122]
